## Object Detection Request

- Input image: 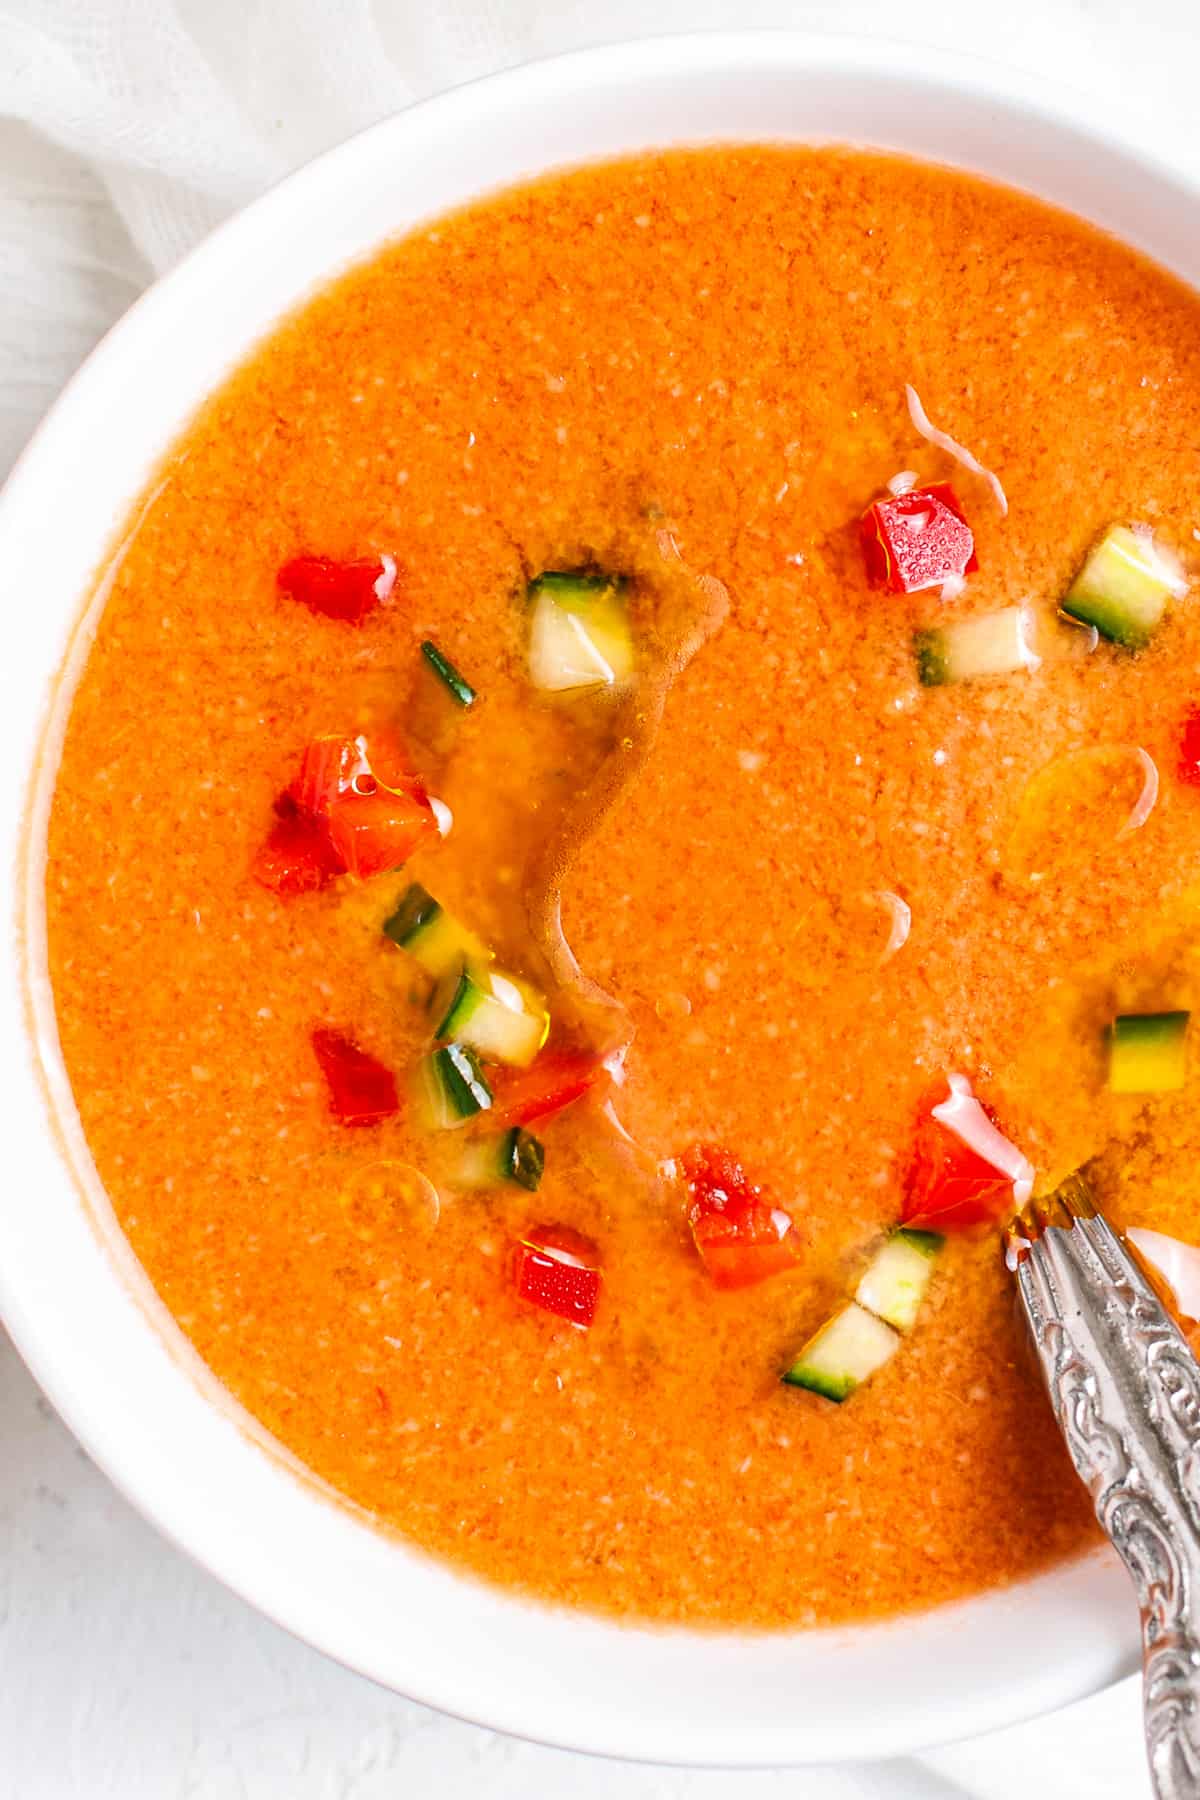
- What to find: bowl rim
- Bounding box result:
[3,26,1192,1766]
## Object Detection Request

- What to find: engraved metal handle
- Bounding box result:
[1006,1178,1200,1799]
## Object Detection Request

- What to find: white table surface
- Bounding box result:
[4,3,1200,1794]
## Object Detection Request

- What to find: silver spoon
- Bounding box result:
[1005,1176,1200,1799]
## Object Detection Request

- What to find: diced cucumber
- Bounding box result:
[418,1043,493,1129]
[527,570,634,693]
[854,1229,943,1333]
[455,1127,545,1192]
[383,884,491,980]
[915,606,1035,687]
[1062,525,1185,649]
[420,639,476,707]
[435,963,549,1068]
[1108,1011,1190,1094]
[781,1302,900,1403]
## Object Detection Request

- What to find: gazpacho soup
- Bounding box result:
[45,149,1200,1629]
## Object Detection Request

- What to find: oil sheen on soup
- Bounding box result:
[46,149,1200,1628]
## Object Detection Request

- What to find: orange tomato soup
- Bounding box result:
[46,149,1200,1628]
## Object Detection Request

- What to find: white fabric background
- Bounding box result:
[2,1,1197,1794]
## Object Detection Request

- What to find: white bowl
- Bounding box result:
[3,29,1190,1767]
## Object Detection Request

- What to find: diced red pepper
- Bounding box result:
[310,1026,400,1126]
[901,1085,1016,1233]
[252,792,342,895]
[514,1223,602,1326]
[294,735,358,818]
[861,483,978,594]
[488,1049,609,1130]
[327,776,436,880]
[679,1143,804,1290]
[1179,707,1200,788]
[258,730,436,891]
[294,729,411,816]
[277,555,394,624]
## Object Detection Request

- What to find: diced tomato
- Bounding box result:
[294,729,408,816]
[277,555,393,624]
[294,735,359,818]
[514,1223,602,1326]
[252,793,341,894]
[1179,707,1200,788]
[488,1049,609,1130]
[679,1143,804,1290]
[860,483,978,594]
[292,730,437,881]
[327,778,436,879]
[901,1086,1016,1233]
[310,1027,400,1126]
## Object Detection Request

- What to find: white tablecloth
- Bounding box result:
[3,2,1197,1793]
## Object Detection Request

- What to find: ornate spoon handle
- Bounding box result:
[1006,1178,1200,1799]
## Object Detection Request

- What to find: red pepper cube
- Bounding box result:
[254,728,435,898]
[901,1085,1014,1234]
[1180,708,1200,788]
[295,729,409,817]
[277,555,394,624]
[294,735,359,818]
[679,1144,803,1290]
[327,779,436,879]
[310,1027,400,1126]
[860,483,978,594]
[295,731,437,880]
[488,1049,608,1131]
[515,1224,602,1326]
[252,793,341,895]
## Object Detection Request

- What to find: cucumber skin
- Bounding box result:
[781,1364,856,1403]
[435,965,547,1067]
[855,1231,942,1333]
[420,639,476,707]
[503,1127,545,1192]
[896,1227,944,1258]
[1062,527,1173,649]
[458,1127,545,1191]
[528,570,626,603]
[435,967,480,1040]
[914,630,949,687]
[915,609,1032,686]
[383,883,440,947]
[390,901,490,982]
[781,1303,900,1403]
[434,1043,492,1118]
[1108,1011,1190,1093]
[1061,588,1157,649]
[1112,1011,1190,1044]
[527,575,635,693]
